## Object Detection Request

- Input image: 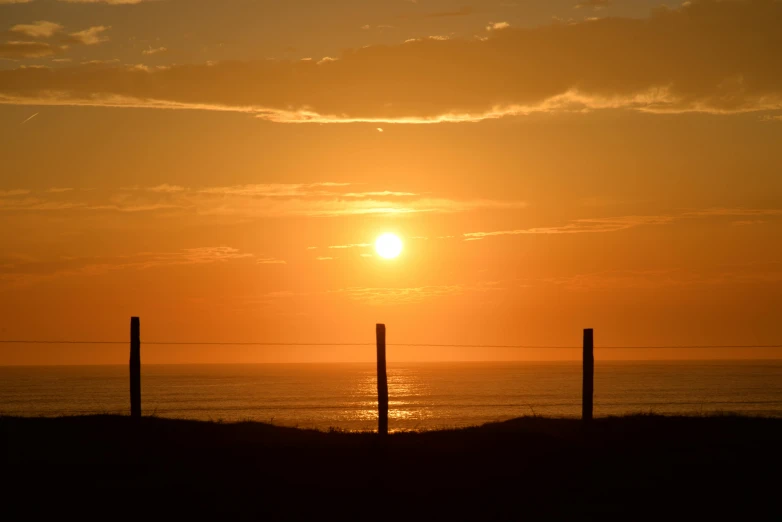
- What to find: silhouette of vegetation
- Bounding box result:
[1,413,780,518]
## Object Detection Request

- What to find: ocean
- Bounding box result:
[1,361,781,431]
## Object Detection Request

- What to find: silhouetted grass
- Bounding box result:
[2,413,780,519]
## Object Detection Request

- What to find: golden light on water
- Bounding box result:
[375,233,403,259]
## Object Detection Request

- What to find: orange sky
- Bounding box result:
[1,0,781,364]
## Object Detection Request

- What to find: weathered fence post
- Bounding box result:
[376,323,388,436]
[582,328,594,422]
[130,317,141,418]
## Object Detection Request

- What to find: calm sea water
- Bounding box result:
[1,361,781,431]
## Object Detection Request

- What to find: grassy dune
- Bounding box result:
[2,414,781,519]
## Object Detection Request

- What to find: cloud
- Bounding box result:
[327,243,372,249]
[142,46,167,55]
[0,0,33,3]
[195,182,350,198]
[4,1,780,122]
[20,111,38,124]
[0,197,84,211]
[81,59,120,65]
[172,246,254,264]
[1,22,109,58]
[334,285,464,305]
[11,21,64,39]
[316,257,334,261]
[46,187,73,193]
[683,208,782,218]
[0,189,30,196]
[486,21,510,31]
[57,0,149,3]
[146,184,185,193]
[333,282,507,305]
[257,257,286,265]
[0,246,263,288]
[0,41,59,59]
[464,215,675,240]
[575,0,611,10]
[341,191,417,197]
[464,208,782,241]
[65,26,110,45]
[0,183,525,218]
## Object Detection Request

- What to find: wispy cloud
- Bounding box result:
[464,209,782,241]
[20,112,38,124]
[81,59,120,65]
[486,21,510,31]
[57,0,149,3]
[683,208,782,218]
[53,184,523,218]
[0,41,60,59]
[465,215,675,240]
[732,220,766,226]
[2,20,110,59]
[146,184,186,193]
[328,243,372,249]
[333,285,465,305]
[195,183,350,198]
[65,26,110,45]
[0,197,83,211]
[257,257,286,265]
[332,281,504,305]
[0,246,273,288]
[11,21,64,38]
[2,2,781,122]
[142,46,167,55]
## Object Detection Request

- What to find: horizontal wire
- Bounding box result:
[1,340,782,349]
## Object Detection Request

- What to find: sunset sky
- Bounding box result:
[1,0,781,364]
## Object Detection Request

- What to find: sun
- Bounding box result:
[375,233,403,259]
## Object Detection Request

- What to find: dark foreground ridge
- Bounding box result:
[2,414,781,520]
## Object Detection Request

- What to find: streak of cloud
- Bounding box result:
[464,209,782,241]
[327,243,372,249]
[20,112,38,124]
[0,184,525,217]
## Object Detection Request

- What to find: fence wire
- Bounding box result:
[1,340,781,349]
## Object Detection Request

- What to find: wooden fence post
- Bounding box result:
[583,328,594,422]
[376,323,388,436]
[130,317,141,418]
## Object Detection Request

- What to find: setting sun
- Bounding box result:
[375,233,403,259]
